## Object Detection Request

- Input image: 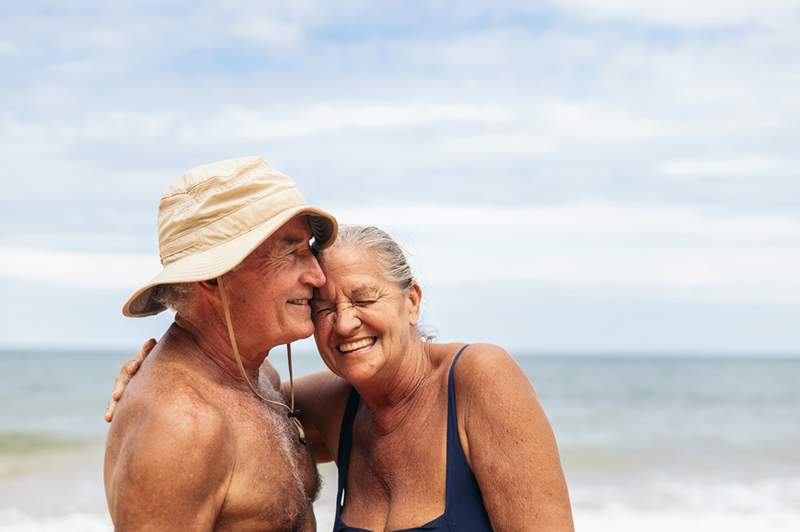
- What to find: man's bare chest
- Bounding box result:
[216,396,319,531]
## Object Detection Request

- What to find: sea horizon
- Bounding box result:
[2,348,798,531]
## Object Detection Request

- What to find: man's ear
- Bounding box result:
[406,281,422,326]
[196,278,219,297]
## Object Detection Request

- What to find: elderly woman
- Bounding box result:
[109,225,574,531]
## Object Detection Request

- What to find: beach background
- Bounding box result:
[1,348,799,531]
[2,1,799,530]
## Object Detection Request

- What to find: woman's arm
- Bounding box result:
[455,343,574,531]
[104,339,156,422]
[282,369,352,464]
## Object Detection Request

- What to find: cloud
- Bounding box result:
[177,103,515,143]
[231,17,306,49]
[7,203,795,305]
[3,2,798,212]
[1,2,798,325]
[549,0,800,29]
[335,203,800,303]
[657,156,797,179]
[0,246,160,290]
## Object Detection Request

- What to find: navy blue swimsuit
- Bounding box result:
[333,345,493,531]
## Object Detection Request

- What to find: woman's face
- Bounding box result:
[311,245,421,385]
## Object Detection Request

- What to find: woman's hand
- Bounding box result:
[104,339,157,422]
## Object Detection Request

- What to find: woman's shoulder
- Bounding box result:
[451,342,521,383]
[425,342,528,402]
[446,343,537,420]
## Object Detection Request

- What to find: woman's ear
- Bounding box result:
[406,281,422,326]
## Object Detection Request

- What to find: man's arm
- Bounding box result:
[105,388,234,531]
[456,344,574,532]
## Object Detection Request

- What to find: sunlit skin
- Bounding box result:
[310,244,423,397]
[181,216,326,374]
[104,216,326,532]
[108,239,575,531]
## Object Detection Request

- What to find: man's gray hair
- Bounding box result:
[151,283,195,314]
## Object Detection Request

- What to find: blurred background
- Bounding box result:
[1,1,798,531]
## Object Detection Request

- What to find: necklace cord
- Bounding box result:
[217,276,306,444]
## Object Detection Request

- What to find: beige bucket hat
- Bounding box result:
[123,156,338,317]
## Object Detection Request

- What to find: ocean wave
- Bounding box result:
[575,507,800,532]
[0,432,97,456]
[571,476,800,515]
[0,509,110,532]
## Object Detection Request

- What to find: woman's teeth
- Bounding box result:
[338,338,376,353]
[287,299,308,305]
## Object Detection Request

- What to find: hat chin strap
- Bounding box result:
[216,275,306,445]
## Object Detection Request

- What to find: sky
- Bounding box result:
[1,1,798,354]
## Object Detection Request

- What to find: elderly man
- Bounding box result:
[104,156,337,531]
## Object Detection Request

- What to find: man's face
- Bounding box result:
[221,216,326,350]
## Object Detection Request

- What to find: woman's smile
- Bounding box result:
[338,337,377,354]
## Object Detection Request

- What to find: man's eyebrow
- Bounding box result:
[275,235,309,252]
[283,236,306,245]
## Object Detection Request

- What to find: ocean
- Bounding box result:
[1,349,798,531]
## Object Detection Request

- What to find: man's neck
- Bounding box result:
[168,319,270,385]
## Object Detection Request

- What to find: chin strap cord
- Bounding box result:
[217,276,307,445]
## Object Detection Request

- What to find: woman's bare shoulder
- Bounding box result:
[452,342,523,388]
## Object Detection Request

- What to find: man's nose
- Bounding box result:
[301,255,326,287]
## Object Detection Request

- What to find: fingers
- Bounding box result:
[104,338,157,423]
[105,400,116,423]
[112,372,130,400]
[123,358,142,377]
[141,338,157,358]
[133,338,156,367]
[105,373,130,422]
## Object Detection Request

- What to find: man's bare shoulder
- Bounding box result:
[109,350,236,470]
[105,354,236,529]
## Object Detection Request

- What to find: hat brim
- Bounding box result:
[122,205,337,317]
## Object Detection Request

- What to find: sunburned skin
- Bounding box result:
[104,329,321,531]
[107,232,575,531]
[105,217,327,532]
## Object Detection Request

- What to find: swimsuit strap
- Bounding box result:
[335,387,361,521]
[445,344,471,512]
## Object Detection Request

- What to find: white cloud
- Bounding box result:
[335,204,800,303]
[180,103,515,142]
[0,41,20,57]
[550,0,800,29]
[657,157,796,178]
[0,246,161,290]
[434,133,556,158]
[232,17,305,49]
[5,203,797,305]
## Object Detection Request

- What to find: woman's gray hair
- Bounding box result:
[322,225,436,340]
[328,225,414,290]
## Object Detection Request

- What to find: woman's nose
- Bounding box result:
[334,305,361,336]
